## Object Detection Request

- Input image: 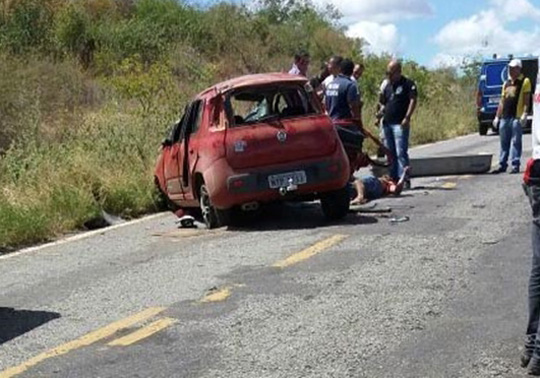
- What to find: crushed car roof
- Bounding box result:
[198,73,307,97]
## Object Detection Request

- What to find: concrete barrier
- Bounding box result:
[371,154,493,178]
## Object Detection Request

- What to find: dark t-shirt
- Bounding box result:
[502,78,523,119]
[382,76,417,125]
[325,74,360,120]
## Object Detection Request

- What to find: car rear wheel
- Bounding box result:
[479,123,488,136]
[199,184,230,229]
[320,186,350,221]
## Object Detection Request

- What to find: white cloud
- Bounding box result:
[315,0,434,23]
[433,0,540,67]
[346,21,402,55]
[311,0,433,56]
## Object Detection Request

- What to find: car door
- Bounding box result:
[180,99,204,201]
[162,106,189,201]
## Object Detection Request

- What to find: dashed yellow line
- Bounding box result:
[273,234,348,268]
[0,307,165,378]
[200,286,233,303]
[441,182,457,189]
[108,317,177,347]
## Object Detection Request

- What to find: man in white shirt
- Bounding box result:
[522,60,540,375]
[289,50,310,77]
[321,56,343,92]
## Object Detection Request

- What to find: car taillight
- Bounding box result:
[327,163,340,173]
[230,178,245,188]
[476,90,482,108]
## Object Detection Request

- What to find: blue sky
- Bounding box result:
[210,0,540,67]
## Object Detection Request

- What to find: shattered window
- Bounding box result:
[228,85,318,127]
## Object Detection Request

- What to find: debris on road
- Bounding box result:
[176,215,197,229]
[349,203,392,214]
[83,210,126,230]
[390,216,410,224]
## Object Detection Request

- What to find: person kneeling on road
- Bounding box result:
[351,167,410,205]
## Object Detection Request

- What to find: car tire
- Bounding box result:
[199,184,230,229]
[479,123,488,136]
[320,186,350,221]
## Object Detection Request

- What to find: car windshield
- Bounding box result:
[227,84,319,127]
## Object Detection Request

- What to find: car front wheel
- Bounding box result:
[320,186,350,221]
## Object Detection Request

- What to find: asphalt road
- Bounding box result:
[0,132,535,378]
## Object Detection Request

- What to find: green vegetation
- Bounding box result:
[0,0,477,250]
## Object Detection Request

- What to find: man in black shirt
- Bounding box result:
[380,60,418,188]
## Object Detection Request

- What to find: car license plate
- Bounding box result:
[489,96,501,104]
[268,171,307,189]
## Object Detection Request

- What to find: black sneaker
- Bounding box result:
[511,167,520,174]
[491,167,506,174]
[523,350,533,368]
[529,357,540,375]
[404,180,411,190]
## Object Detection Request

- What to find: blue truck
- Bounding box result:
[476,55,538,135]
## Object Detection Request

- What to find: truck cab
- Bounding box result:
[477,56,538,135]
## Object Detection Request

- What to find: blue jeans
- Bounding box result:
[524,181,540,357]
[499,118,522,170]
[383,123,410,181]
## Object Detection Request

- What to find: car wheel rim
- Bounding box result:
[200,187,212,225]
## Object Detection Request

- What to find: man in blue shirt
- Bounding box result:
[325,59,362,128]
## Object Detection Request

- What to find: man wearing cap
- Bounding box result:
[492,58,532,174]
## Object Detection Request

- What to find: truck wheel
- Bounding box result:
[479,123,488,136]
[199,184,229,229]
[320,186,350,221]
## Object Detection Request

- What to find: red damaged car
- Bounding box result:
[154,73,352,228]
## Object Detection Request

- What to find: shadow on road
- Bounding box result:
[0,307,61,345]
[228,202,378,232]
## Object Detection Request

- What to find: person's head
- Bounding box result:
[508,59,522,80]
[353,63,365,79]
[386,59,402,83]
[294,50,310,75]
[340,59,355,77]
[327,55,343,76]
[318,62,330,81]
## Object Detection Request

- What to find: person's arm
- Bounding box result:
[348,83,363,129]
[522,78,532,123]
[493,82,506,127]
[402,82,418,127]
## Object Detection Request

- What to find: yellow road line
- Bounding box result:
[200,287,232,303]
[441,182,457,189]
[0,307,165,378]
[273,234,348,269]
[108,317,177,347]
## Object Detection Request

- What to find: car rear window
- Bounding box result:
[227,85,319,127]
